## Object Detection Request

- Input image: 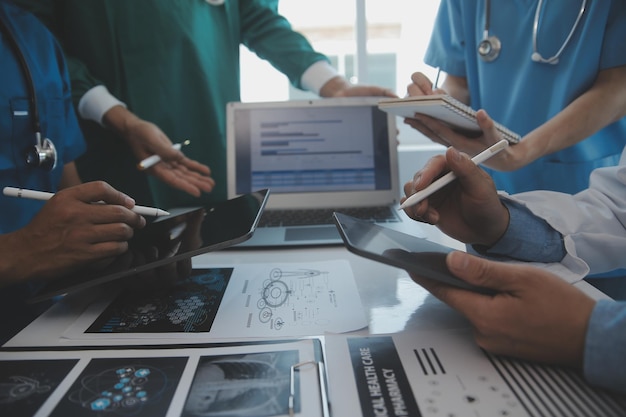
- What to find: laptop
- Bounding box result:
[226,97,420,247]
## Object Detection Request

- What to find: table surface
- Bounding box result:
[5,220,607,348]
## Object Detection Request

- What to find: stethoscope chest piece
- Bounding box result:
[26,134,57,171]
[478,35,501,62]
[205,0,225,5]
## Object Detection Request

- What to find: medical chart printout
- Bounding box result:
[324,330,626,417]
[61,260,367,342]
[0,339,326,417]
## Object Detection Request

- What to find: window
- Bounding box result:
[239,0,442,145]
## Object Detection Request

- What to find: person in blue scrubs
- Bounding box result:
[405,0,626,195]
[0,1,146,343]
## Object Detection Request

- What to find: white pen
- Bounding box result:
[399,139,509,210]
[3,187,170,217]
[137,140,191,170]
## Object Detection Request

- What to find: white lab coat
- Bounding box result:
[501,146,626,281]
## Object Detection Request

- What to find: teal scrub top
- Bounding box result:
[425,0,626,194]
[15,0,329,208]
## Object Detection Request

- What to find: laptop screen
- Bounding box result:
[229,99,394,197]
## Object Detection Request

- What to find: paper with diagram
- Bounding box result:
[61,260,367,342]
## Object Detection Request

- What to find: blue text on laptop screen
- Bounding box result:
[234,105,392,194]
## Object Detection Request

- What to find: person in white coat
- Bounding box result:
[401,110,626,393]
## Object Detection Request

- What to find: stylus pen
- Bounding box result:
[137,140,191,170]
[398,139,509,210]
[3,187,170,217]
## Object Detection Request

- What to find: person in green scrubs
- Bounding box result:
[14,0,394,208]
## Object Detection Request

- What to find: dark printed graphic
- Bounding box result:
[183,350,299,417]
[50,357,187,417]
[88,269,233,333]
[348,336,421,417]
[0,359,77,417]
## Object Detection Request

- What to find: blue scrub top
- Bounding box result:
[425,0,626,194]
[0,1,86,233]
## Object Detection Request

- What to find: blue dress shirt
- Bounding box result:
[477,199,626,393]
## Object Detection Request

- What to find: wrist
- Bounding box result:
[319,75,352,98]
[101,105,140,139]
[78,85,127,126]
[0,232,33,286]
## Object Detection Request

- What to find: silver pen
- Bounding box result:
[3,187,170,217]
[137,140,190,170]
[399,139,509,210]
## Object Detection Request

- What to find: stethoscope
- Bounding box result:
[478,0,587,64]
[0,18,57,170]
[205,0,225,5]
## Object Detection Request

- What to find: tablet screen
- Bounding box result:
[29,189,269,302]
[333,212,494,294]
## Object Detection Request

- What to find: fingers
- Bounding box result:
[53,182,146,228]
[334,85,399,98]
[60,181,134,208]
[446,251,523,294]
[402,154,448,221]
[152,161,215,197]
[403,117,451,147]
[475,109,502,144]
[407,72,434,96]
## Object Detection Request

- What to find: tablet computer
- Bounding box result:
[28,189,270,303]
[333,212,494,294]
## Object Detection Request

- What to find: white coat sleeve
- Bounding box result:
[503,147,626,278]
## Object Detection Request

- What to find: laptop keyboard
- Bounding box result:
[258,206,400,227]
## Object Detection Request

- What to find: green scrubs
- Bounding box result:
[14,0,328,207]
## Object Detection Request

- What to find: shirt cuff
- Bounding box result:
[77,85,127,126]
[300,60,339,95]
[584,300,626,392]
[473,199,566,263]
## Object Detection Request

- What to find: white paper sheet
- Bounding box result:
[53,260,366,342]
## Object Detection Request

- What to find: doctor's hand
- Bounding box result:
[406,107,526,171]
[0,181,146,286]
[402,145,509,246]
[103,106,216,197]
[406,71,447,96]
[410,251,594,368]
[319,75,398,98]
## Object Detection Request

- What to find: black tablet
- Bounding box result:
[333,212,494,294]
[29,189,270,303]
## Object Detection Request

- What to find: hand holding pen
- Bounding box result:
[137,140,191,170]
[399,140,508,210]
[3,186,169,217]
[401,141,512,248]
[102,106,214,197]
[2,182,149,281]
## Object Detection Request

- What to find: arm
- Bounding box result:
[13,0,215,197]
[415,251,595,367]
[101,106,215,198]
[403,122,626,274]
[585,300,626,391]
[507,66,626,169]
[401,143,510,247]
[405,66,626,170]
[240,1,395,98]
[408,252,626,390]
[0,182,145,286]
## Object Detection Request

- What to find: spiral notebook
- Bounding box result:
[378,95,521,144]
